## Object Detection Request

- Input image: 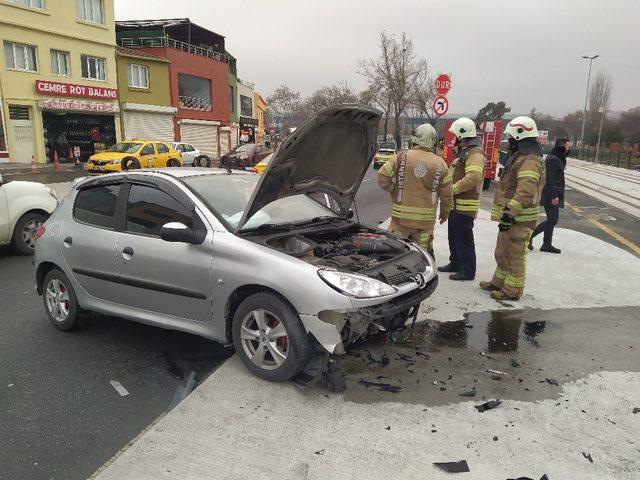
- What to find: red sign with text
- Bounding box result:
[35,80,117,100]
[435,74,451,96]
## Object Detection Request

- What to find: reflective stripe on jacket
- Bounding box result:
[448,145,486,219]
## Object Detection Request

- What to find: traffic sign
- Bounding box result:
[435,74,451,96]
[433,96,449,117]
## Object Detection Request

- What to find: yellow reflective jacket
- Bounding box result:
[492,149,545,228]
[378,147,453,230]
[444,144,486,219]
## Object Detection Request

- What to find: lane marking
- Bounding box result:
[588,218,640,255]
[110,380,130,397]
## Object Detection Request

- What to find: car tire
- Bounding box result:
[121,157,140,170]
[43,269,82,331]
[232,292,312,381]
[11,212,48,255]
[195,155,211,168]
[167,158,181,168]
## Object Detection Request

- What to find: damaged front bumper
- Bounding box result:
[300,275,438,355]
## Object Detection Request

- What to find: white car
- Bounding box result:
[170,142,211,168]
[0,173,58,254]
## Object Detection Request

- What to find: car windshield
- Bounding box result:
[379,142,396,150]
[109,142,142,154]
[234,144,255,153]
[182,174,337,230]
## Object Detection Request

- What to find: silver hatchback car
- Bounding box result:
[34,105,438,381]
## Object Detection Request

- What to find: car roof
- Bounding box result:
[75,168,254,189]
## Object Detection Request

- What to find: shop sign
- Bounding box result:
[40,98,119,113]
[35,80,118,100]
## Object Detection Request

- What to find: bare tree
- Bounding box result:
[266,84,304,129]
[303,83,358,114]
[588,70,614,117]
[359,84,392,138]
[411,75,436,121]
[359,31,430,147]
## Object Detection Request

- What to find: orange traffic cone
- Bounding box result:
[30,155,37,174]
[53,150,61,172]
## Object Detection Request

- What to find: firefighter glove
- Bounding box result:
[498,213,514,232]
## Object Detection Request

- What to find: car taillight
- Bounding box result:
[34,225,46,240]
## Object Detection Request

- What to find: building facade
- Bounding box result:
[254,92,266,144]
[116,18,231,158]
[226,51,239,150]
[237,78,257,144]
[116,46,175,141]
[0,0,121,163]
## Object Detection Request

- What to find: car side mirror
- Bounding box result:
[160,222,198,244]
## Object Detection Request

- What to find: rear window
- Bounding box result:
[73,185,121,229]
[155,143,169,154]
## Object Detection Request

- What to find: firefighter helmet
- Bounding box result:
[504,116,539,140]
[411,123,437,150]
[448,117,477,139]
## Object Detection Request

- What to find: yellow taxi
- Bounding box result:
[86,140,183,174]
[372,142,397,169]
[251,153,273,175]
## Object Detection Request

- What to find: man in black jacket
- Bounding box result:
[528,138,570,253]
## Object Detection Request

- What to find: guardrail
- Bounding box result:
[119,37,228,63]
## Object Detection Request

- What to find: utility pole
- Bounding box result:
[579,54,599,159]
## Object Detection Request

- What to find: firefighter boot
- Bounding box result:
[490,290,520,301]
[479,280,501,292]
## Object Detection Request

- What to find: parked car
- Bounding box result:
[373,142,397,169]
[170,142,211,168]
[251,153,273,175]
[34,105,437,381]
[86,141,182,174]
[219,143,272,170]
[0,173,57,254]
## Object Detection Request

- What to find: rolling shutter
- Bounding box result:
[219,131,230,155]
[180,123,218,157]
[123,111,174,142]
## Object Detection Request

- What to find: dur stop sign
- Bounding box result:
[435,74,451,96]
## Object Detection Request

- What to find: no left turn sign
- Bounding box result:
[433,96,449,117]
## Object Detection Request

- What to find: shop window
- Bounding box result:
[7,0,43,8]
[240,95,253,117]
[125,185,192,237]
[178,74,212,111]
[77,0,103,24]
[51,50,70,76]
[3,41,38,72]
[81,54,105,81]
[73,185,121,230]
[127,63,149,89]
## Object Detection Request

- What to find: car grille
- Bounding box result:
[93,160,110,166]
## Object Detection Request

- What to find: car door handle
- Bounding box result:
[63,236,72,246]
[122,247,134,256]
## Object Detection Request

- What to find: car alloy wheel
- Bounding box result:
[21,218,43,251]
[240,309,289,370]
[45,278,70,323]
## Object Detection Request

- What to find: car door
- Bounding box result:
[59,180,123,300]
[0,179,9,242]
[153,143,171,167]
[139,143,156,168]
[114,179,213,322]
[183,144,198,164]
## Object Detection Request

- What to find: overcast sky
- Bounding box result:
[115,0,640,118]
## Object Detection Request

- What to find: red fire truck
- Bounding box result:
[443,119,504,189]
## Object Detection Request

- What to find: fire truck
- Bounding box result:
[442,119,504,189]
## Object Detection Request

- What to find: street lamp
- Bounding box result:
[579,54,599,159]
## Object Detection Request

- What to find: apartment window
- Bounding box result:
[50,50,70,76]
[7,0,43,8]
[77,0,103,24]
[127,63,149,89]
[229,85,235,113]
[3,41,37,72]
[178,74,212,111]
[81,55,105,81]
[240,94,253,117]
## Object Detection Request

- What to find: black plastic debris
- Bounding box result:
[507,476,549,480]
[385,426,391,430]
[582,452,593,463]
[415,351,430,358]
[633,407,640,414]
[493,436,499,441]
[366,350,390,367]
[433,460,470,473]
[359,379,403,393]
[376,375,388,380]
[459,389,477,397]
[475,399,502,412]
[545,378,559,386]
[491,375,502,381]
[314,449,325,455]
[396,352,414,362]
[510,359,521,368]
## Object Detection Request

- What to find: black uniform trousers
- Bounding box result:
[448,211,476,278]
[531,205,560,246]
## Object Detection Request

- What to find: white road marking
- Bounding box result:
[110,380,129,397]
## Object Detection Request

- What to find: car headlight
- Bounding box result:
[318,270,397,298]
[109,159,121,164]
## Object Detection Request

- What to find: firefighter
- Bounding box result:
[480,116,545,301]
[378,123,453,257]
[437,118,486,281]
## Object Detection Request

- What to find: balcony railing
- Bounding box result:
[119,37,228,63]
[179,95,212,111]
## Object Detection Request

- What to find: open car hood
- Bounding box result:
[236,104,381,231]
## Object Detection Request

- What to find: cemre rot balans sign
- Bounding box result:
[35,80,117,100]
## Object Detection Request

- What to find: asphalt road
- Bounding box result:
[1,165,639,480]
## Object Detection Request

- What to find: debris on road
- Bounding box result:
[510,359,521,368]
[488,369,508,376]
[314,449,325,455]
[493,436,499,441]
[459,389,477,397]
[507,475,549,480]
[582,452,593,463]
[109,380,130,397]
[475,399,502,412]
[545,378,559,386]
[358,379,403,393]
[433,460,470,473]
[633,407,640,414]
[168,371,197,409]
[323,362,347,392]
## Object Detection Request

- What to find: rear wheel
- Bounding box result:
[121,157,140,170]
[232,292,312,381]
[43,269,82,331]
[11,212,47,255]
[167,158,181,168]
[195,155,211,168]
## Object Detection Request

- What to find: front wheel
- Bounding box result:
[167,158,181,168]
[43,269,82,331]
[195,155,211,168]
[121,157,140,170]
[232,292,312,381]
[11,212,47,255]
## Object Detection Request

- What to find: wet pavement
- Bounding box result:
[335,306,640,406]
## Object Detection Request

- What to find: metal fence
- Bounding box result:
[119,37,228,63]
[542,145,640,170]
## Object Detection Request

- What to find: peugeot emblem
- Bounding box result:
[411,273,426,289]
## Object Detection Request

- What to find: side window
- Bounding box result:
[175,144,185,153]
[185,144,195,152]
[140,144,154,156]
[155,143,169,154]
[73,184,121,229]
[125,185,193,237]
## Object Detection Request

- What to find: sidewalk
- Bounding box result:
[0,161,79,175]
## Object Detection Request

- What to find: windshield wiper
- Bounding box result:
[239,223,292,234]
